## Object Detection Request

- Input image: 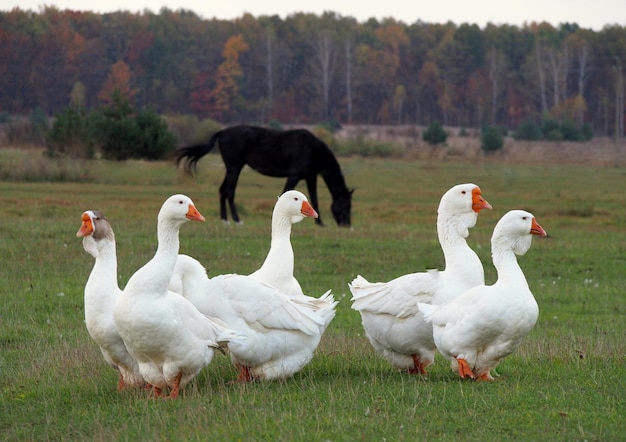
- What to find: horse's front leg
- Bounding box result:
[282,175,300,193]
[304,175,323,226]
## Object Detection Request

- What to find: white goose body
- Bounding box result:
[171,254,326,381]
[113,195,236,398]
[419,210,547,380]
[249,190,337,332]
[350,184,492,374]
[77,211,145,389]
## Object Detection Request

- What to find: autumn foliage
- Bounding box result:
[0,7,623,136]
[97,60,138,105]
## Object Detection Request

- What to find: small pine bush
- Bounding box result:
[560,119,582,141]
[546,128,564,141]
[541,117,561,140]
[422,122,447,145]
[515,117,593,142]
[514,119,541,140]
[481,125,504,153]
[46,107,95,158]
[93,92,176,160]
[581,123,593,141]
[134,109,176,160]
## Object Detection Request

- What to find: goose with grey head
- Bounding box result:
[77,210,145,390]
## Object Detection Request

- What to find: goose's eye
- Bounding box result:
[522,216,528,220]
[294,197,299,202]
[461,190,466,195]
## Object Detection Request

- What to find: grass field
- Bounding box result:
[0,150,625,440]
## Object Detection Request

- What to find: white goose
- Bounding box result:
[170,255,327,382]
[113,194,237,398]
[76,210,145,390]
[418,210,547,380]
[249,190,337,332]
[349,183,492,374]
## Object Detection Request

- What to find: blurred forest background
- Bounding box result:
[0,7,624,159]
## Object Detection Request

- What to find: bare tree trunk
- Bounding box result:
[488,48,502,125]
[604,99,608,136]
[576,44,591,126]
[535,44,548,114]
[416,101,421,126]
[311,32,336,120]
[265,30,274,121]
[393,85,406,124]
[615,56,624,140]
[345,39,353,124]
[545,42,568,111]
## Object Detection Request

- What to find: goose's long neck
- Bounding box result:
[153,218,181,283]
[156,215,181,258]
[491,244,528,288]
[85,239,119,307]
[260,214,295,275]
[437,213,481,275]
[96,239,118,279]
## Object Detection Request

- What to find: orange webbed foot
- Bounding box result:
[457,358,475,379]
[477,372,495,381]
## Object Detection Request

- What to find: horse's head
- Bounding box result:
[331,188,354,227]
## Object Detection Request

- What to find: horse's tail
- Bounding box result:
[174,130,223,174]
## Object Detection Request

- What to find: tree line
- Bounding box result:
[1,7,625,138]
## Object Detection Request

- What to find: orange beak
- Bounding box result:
[530,217,548,237]
[76,212,94,237]
[301,200,319,218]
[186,204,206,222]
[472,187,493,213]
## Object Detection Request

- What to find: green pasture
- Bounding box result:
[0,151,624,440]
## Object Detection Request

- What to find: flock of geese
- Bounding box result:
[77,183,547,398]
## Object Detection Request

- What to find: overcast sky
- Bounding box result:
[2,0,623,30]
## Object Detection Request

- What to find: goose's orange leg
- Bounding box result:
[477,372,495,381]
[457,358,475,379]
[233,365,253,382]
[117,373,125,391]
[408,354,428,375]
[167,372,183,398]
[152,385,164,398]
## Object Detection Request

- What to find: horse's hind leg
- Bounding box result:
[228,196,241,224]
[220,168,243,224]
[219,192,228,224]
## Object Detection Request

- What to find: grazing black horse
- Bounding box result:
[175,125,353,227]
